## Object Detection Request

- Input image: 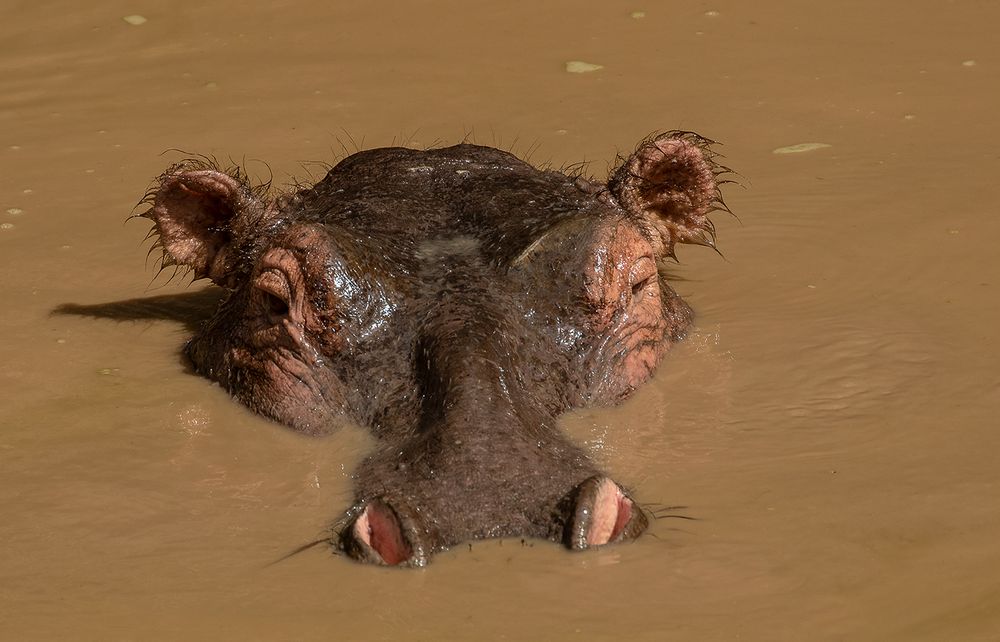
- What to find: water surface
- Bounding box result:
[2,1,999,639]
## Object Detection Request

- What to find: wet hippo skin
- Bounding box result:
[141,131,730,566]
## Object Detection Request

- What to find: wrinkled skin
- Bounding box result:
[142,131,729,566]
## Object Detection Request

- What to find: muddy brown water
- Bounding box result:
[2,1,999,640]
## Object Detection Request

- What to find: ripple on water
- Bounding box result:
[564,324,737,481]
[564,309,936,490]
[781,324,932,418]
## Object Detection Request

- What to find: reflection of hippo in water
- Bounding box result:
[141,131,730,566]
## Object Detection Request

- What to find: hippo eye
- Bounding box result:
[631,275,653,297]
[263,290,289,317]
[628,256,657,300]
[254,269,291,320]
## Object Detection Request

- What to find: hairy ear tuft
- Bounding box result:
[608,131,733,258]
[139,161,265,285]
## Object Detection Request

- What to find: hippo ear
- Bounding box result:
[608,132,730,259]
[141,165,265,285]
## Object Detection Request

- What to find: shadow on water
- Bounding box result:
[51,287,225,334]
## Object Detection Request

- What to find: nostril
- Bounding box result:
[343,499,426,567]
[609,494,633,542]
[353,501,411,565]
[585,478,626,545]
[565,476,648,549]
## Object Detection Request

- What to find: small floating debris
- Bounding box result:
[631,11,646,19]
[0,223,14,231]
[6,208,23,216]
[122,15,147,26]
[565,61,604,74]
[704,10,721,17]
[772,142,832,154]
[97,367,120,376]
[962,60,976,67]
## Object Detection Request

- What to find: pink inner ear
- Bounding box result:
[634,139,716,219]
[147,169,245,281]
[610,132,722,257]
[353,502,412,565]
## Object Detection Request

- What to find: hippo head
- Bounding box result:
[142,132,728,566]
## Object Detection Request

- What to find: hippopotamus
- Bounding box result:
[141,131,729,566]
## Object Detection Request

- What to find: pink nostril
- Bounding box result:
[610,494,633,542]
[567,475,647,550]
[352,501,412,565]
[585,478,631,546]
